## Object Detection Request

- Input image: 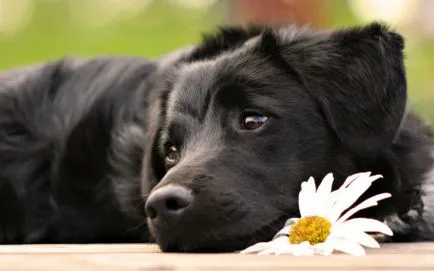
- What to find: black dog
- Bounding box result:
[0,22,433,252]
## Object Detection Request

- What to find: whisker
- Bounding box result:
[122,220,148,236]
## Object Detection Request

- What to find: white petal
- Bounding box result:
[240,236,288,254]
[313,242,334,256]
[329,174,383,223]
[352,232,380,248]
[338,172,373,190]
[240,241,273,254]
[328,227,380,248]
[335,218,393,236]
[257,247,284,255]
[336,193,391,225]
[298,187,309,217]
[281,242,313,256]
[324,238,366,256]
[292,242,315,256]
[314,173,334,217]
[258,243,314,256]
[274,225,292,238]
[329,172,375,206]
[299,177,316,216]
[273,218,299,239]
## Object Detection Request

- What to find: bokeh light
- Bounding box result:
[0,0,433,122]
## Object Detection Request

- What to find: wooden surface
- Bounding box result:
[0,243,433,270]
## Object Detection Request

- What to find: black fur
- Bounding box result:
[0,22,433,252]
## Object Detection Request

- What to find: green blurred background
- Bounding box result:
[1,0,433,122]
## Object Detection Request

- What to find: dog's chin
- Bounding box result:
[153,215,288,253]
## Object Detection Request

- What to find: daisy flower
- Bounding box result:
[240,172,393,256]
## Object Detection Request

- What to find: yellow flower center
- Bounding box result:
[289,216,332,245]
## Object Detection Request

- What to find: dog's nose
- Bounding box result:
[145,185,193,221]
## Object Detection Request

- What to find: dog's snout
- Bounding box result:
[145,185,193,221]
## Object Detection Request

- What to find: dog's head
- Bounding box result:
[142,22,407,252]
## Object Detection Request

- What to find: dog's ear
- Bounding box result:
[263,22,407,155]
[187,25,265,62]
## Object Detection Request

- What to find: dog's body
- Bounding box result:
[0,22,434,251]
[0,57,157,243]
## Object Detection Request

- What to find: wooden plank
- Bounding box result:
[0,244,160,254]
[0,243,432,271]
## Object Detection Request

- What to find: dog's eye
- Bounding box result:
[165,145,180,166]
[241,113,268,130]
